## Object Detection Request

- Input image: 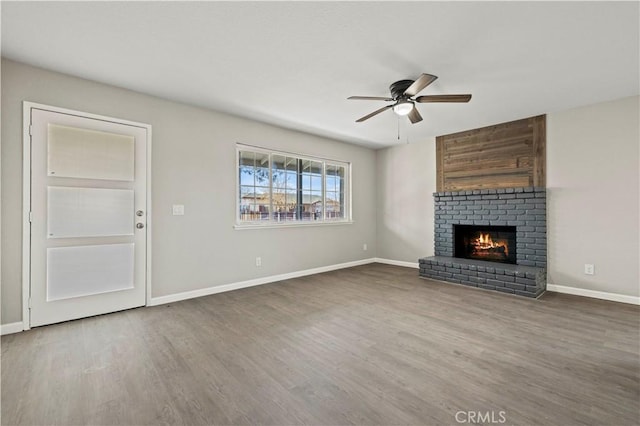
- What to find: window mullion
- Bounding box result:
[340,165,345,220]
[268,153,273,221]
[322,162,326,221]
[296,158,303,221]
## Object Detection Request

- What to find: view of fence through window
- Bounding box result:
[238,147,348,224]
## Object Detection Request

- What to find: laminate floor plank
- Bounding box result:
[2,264,638,425]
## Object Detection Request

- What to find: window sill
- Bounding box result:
[234,220,354,230]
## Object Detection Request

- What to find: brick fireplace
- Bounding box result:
[419,187,547,298]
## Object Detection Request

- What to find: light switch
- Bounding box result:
[172,204,185,216]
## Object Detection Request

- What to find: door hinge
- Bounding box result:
[28,125,33,136]
[28,298,32,309]
[29,211,33,222]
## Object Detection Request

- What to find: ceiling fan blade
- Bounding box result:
[348,96,394,101]
[403,73,438,97]
[415,94,472,103]
[356,105,393,122]
[407,107,423,124]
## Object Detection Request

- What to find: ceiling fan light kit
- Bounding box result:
[392,100,414,116]
[348,73,472,124]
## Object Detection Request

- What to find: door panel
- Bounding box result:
[30,108,148,327]
[48,123,135,181]
[47,187,134,238]
[46,244,135,301]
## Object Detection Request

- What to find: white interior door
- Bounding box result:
[28,107,148,327]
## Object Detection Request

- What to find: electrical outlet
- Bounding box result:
[256,257,262,267]
[584,264,595,275]
[363,243,368,251]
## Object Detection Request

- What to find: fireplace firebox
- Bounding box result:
[454,225,517,264]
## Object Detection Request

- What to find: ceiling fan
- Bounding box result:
[348,73,472,124]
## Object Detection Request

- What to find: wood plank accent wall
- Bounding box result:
[435,115,546,191]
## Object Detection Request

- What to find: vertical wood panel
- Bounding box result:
[435,115,546,191]
[532,115,546,187]
[435,138,445,192]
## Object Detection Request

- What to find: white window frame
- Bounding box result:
[235,144,352,229]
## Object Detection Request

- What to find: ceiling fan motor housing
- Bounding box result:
[389,80,415,99]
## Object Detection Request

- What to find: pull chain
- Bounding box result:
[397,117,410,144]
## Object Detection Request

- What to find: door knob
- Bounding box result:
[136,223,145,229]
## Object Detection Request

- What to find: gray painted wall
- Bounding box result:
[546,96,639,297]
[376,138,436,263]
[1,59,377,324]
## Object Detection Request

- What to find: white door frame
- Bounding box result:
[21,101,153,331]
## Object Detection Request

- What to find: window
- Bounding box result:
[237,145,350,226]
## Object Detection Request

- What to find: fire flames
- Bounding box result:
[473,233,508,256]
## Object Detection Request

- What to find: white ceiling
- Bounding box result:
[2,1,638,149]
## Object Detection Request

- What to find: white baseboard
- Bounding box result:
[149,258,377,306]
[1,322,24,336]
[547,284,640,305]
[373,258,419,269]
